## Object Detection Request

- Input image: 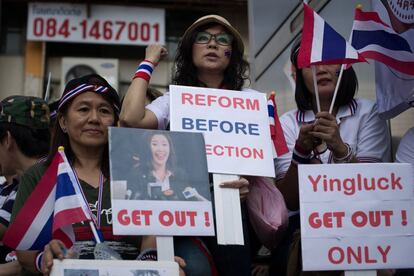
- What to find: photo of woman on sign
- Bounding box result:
[112,130,210,202]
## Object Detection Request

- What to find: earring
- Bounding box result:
[62,127,67,133]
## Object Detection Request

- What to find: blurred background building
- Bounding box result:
[0,0,412,157]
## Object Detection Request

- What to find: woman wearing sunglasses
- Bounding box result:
[121,15,252,276]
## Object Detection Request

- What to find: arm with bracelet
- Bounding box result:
[120,44,168,129]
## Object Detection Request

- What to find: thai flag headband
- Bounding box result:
[58,83,120,113]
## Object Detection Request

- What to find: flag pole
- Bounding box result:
[44,72,52,102]
[328,64,345,114]
[311,65,321,112]
[89,221,102,243]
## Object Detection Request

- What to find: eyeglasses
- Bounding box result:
[194,31,233,46]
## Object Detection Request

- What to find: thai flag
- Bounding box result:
[351,6,414,75]
[298,3,366,69]
[3,148,91,250]
[268,92,289,158]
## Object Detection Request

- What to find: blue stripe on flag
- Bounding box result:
[322,23,346,61]
[352,30,412,52]
[31,214,53,250]
[267,103,275,117]
[56,173,76,199]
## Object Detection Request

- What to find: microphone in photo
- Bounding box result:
[125,190,132,200]
[182,187,208,201]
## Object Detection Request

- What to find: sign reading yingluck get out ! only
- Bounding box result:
[298,163,414,271]
[170,85,275,177]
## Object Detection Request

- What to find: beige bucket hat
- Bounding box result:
[182,14,244,53]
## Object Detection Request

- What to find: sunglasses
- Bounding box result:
[194,31,233,46]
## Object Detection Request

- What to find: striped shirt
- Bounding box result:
[0,178,19,227]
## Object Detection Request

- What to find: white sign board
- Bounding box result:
[109,128,214,236]
[170,85,275,177]
[27,3,165,45]
[50,259,178,276]
[299,163,414,271]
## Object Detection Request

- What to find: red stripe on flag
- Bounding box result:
[361,51,414,75]
[53,228,73,249]
[354,8,390,28]
[298,3,315,68]
[3,154,60,249]
[53,207,90,233]
[269,92,289,156]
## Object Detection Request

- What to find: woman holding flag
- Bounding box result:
[9,75,185,275]
[271,36,391,275]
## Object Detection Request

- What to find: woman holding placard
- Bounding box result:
[11,75,186,275]
[271,36,391,275]
[121,15,252,276]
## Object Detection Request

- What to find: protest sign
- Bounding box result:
[299,163,414,270]
[170,85,275,177]
[50,259,178,276]
[170,85,274,244]
[109,127,214,236]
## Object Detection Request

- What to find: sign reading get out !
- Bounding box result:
[299,163,414,271]
[27,3,165,45]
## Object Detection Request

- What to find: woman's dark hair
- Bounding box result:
[141,131,178,175]
[172,23,249,90]
[0,123,50,157]
[46,75,120,178]
[290,36,358,111]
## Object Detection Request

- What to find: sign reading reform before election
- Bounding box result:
[170,85,275,177]
[299,163,414,271]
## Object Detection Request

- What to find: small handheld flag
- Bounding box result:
[351,6,414,75]
[3,147,91,250]
[268,91,289,158]
[298,3,366,69]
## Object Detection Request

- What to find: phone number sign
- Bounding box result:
[27,3,165,46]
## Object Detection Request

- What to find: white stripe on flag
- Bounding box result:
[18,186,56,249]
[61,224,75,243]
[311,12,324,63]
[269,117,275,125]
[345,43,358,59]
[358,44,414,61]
[54,194,84,214]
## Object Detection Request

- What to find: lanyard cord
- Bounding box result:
[73,169,104,229]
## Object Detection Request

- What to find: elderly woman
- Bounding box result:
[10,75,185,275]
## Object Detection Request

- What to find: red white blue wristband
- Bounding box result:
[291,141,312,166]
[35,251,44,273]
[133,60,155,82]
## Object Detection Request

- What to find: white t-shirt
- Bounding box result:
[274,98,391,182]
[396,127,414,164]
[146,88,259,130]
